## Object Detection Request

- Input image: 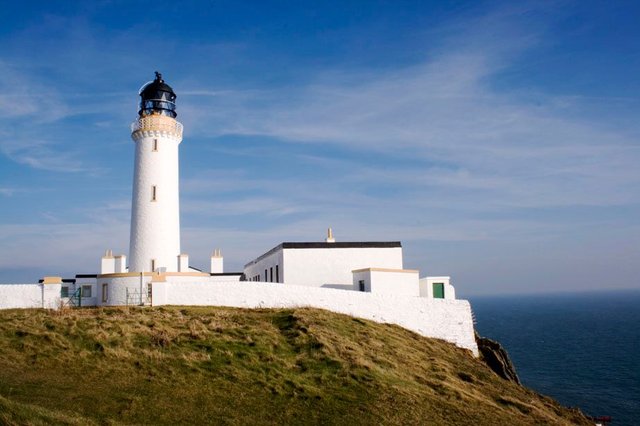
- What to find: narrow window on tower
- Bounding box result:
[151,259,156,272]
[151,185,157,201]
[102,283,108,302]
[270,267,273,282]
[265,269,268,282]
[276,265,279,283]
[152,139,158,151]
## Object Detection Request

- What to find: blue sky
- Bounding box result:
[0,0,639,295]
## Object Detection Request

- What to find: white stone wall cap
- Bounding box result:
[352,267,419,273]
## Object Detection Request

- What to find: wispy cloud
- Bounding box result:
[0,188,15,197]
[177,9,639,215]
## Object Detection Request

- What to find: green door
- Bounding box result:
[433,283,444,299]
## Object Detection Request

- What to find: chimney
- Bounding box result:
[101,249,115,274]
[325,227,335,243]
[178,253,189,272]
[210,249,223,274]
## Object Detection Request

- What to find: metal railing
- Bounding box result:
[62,288,82,308]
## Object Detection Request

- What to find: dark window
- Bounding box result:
[152,185,157,201]
[270,267,273,282]
[275,265,279,283]
[61,286,69,298]
[102,283,108,302]
[265,269,267,282]
[152,139,158,151]
[82,285,92,298]
[358,280,365,292]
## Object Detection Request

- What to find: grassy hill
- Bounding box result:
[0,306,589,425]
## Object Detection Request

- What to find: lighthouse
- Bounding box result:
[128,72,183,273]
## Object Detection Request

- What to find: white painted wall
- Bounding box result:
[210,256,223,274]
[209,274,242,282]
[352,269,420,297]
[152,280,477,355]
[0,283,61,310]
[244,249,284,283]
[114,255,127,273]
[129,120,183,273]
[96,273,243,306]
[0,284,44,309]
[178,254,189,272]
[101,256,115,274]
[75,280,98,307]
[42,284,62,309]
[98,275,151,306]
[245,247,403,288]
[420,277,456,300]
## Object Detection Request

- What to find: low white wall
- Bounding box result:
[0,283,61,310]
[152,280,478,355]
[96,274,244,306]
[0,284,43,309]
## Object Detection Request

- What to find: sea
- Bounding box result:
[470,289,640,426]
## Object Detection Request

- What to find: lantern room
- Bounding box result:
[138,71,177,118]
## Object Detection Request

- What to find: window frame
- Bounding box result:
[81,285,92,298]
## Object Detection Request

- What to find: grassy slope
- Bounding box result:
[0,307,589,425]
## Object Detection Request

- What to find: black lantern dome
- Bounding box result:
[138,71,177,118]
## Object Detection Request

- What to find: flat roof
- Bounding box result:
[245,241,402,267]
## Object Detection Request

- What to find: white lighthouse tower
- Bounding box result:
[129,72,183,273]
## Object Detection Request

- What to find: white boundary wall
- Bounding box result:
[152,280,478,355]
[0,283,61,310]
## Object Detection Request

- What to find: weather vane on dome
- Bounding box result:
[154,71,163,82]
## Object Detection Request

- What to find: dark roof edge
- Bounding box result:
[245,241,402,267]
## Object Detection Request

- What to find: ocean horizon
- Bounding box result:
[471,288,640,425]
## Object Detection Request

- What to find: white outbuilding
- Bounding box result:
[244,229,457,300]
[244,240,403,289]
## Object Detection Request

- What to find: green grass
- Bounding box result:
[0,306,590,425]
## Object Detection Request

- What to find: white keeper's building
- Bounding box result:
[243,238,455,300]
